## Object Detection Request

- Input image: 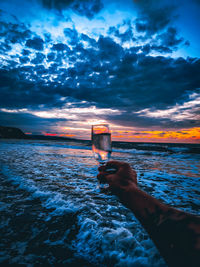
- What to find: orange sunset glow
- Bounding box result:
[25,127,200,144]
[112,127,200,143]
[42,132,76,138]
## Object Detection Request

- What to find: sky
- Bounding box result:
[0,0,200,143]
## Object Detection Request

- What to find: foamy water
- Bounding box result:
[0,139,199,266]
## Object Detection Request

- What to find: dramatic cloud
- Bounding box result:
[0,0,199,140]
[134,0,175,36]
[157,27,184,48]
[26,37,44,51]
[40,0,103,18]
[108,20,135,43]
[52,43,70,52]
[1,28,200,127]
[0,20,32,44]
[0,111,66,134]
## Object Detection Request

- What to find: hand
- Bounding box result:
[97,161,137,195]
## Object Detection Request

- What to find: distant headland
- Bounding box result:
[0,126,88,143]
[0,126,26,139]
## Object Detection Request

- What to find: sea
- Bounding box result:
[0,139,199,266]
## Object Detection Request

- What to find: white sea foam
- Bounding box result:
[113,148,168,157]
[1,165,79,218]
[0,139,199,266]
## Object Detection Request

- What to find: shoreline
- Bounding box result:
[1,137,199,154]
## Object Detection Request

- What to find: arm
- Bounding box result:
[97,161,200,267]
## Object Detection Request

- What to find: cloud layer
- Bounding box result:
[0,0,199,136]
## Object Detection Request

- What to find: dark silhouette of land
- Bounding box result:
[0,126,26,139]
[0,125,88,143]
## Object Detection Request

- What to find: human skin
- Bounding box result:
[97,161,200,267]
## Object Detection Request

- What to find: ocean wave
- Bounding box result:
[0,139,199,266]
[0,164,165,266]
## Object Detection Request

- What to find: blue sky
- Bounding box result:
[0,0,200,141]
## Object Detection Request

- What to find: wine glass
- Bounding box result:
[91,124,116,189]
[91,124,112,165]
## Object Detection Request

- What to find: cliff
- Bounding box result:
[0,126,26,139]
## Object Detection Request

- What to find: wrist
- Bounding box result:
[122,182,138,194]
[116,182,139,205]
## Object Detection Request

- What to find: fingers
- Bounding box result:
[106,161,132,171]
[98,165,106,172]
[97,161,130,184]
[97,162,117,184]
[98,161,132,177]
[98,161,130,172]
[105,161,126,168]
[97,172,108,183]
[98,160,137,184]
